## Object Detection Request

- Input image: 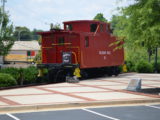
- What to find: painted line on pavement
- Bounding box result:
[6,113,21,120]
[82,108,120,120]
[0,96,20,105]
[145,105,160,110]
[35,86,95,101]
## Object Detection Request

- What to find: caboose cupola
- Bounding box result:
[63,20,110,33]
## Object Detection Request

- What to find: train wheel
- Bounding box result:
[113,66,120,76]
[106,67,113,76]
[55,70,66,83]
[80,70,89,80]
[47,69,58,83]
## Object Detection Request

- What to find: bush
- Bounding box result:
[118,65,123,73]
[0,73,17,87]
[126,60,136,72]
[0,67,20,80]
[135,60,153,73]
[151,62,160,73]
[23,66,38,84]
[0,66,39,85]
[157,62,160,73]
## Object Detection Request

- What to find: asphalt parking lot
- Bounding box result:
[1,104,160,120]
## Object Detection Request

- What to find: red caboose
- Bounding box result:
[38,20,124,82]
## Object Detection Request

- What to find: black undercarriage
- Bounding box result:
[37,63,120,83]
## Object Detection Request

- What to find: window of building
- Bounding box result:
[66,24,72,31]
[85,36,89,48]
[90,24,97,32]
[58,37,65,45]
[27,51,35,56]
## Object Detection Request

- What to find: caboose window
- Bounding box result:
[85,36,89,48]
[100,24,104,32]
[106,25,109,33]
[66,24,72,31]
[58,37,65,45]
[106,25,113,34]
[90,24,97,32]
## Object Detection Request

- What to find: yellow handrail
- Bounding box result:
[67,46,80,64]
[72,52,78,64]
[52,43,72,46]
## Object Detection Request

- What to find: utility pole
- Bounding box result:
[0,0,7,33]
[0,0,7,64]
[1,0,7,13]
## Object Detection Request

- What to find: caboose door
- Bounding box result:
[55,35,68,63]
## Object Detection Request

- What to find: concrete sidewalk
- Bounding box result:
[0,73,160,113]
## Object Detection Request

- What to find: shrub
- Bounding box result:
[0,66,39,85]
[157,62,160,73]
[151,62,160,73]
[135,60,153,73]
[0,67,20,80]
[118,65,123,73]
[36,68,49,83]
[23,66,38,84]
[126,60,135,72]
[0,73,17,87]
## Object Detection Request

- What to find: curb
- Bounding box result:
[0,98,160,114]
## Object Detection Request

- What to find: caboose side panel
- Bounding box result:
[79,35,96,68]
[79,32,124,69]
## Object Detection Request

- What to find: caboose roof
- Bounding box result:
[63,20,106,24]
[38,30,80,35]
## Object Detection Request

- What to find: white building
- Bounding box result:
[5,41,40,63]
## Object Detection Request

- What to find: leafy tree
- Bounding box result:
[50,23,61,30]
[13,26,32,41]
[111,0,160,65]
[32,29,43,40]
[93,13,108,22]
[13,27,43,41]
[114,0,160,49]
[0,7,14,56]
[110,15,127,36]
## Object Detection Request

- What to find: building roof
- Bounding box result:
[11,41,40,51]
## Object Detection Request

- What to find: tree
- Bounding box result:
[110,15,127,36]
[111,0,160,64]
[31,29,43,40]
[13,27,43,41]
[13,26,32,41]
[93,13,108,22]
[0,7,14,56]
[50,23,61,30]
[114,0,160,49]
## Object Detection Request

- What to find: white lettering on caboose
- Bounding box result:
[99,51,111,55]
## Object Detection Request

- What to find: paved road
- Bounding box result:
[0,104,160,120]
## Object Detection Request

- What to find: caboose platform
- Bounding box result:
[0,73,160,113]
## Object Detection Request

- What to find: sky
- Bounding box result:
[4,0,133,31]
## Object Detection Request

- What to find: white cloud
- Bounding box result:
[6,0,132,30]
